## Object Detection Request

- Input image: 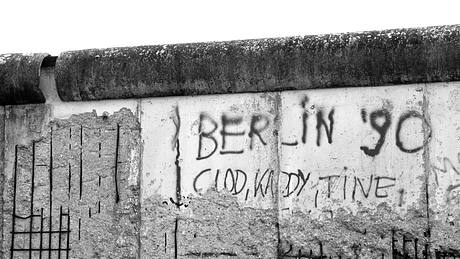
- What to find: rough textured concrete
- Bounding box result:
[2,103,141,258]
[0,106,5,258]
[0,53,49,105]
[2,104,50,259]
[55,25,460,102]
[177,190,278,258]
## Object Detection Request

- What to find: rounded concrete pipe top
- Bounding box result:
[3,24,460,105]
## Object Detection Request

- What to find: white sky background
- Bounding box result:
[1,0,460,55]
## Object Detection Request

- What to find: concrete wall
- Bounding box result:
[1,25,460,258]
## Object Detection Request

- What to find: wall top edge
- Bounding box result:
[0,53,49,105]
[3,24,460,104]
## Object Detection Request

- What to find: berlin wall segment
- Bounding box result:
[1,24,460,258]
[2,76,460,258]
[140,93,280,258]
[139,83,459,258]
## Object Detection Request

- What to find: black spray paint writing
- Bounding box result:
[395,110,431,153]
[282,96,335,147]
[281,170,397,202]
[193,168,275,199]
[196,113,270,160]
[360,108,431,157]
[196,113,218,160]
[360,109,391,157]
[191,167,397,203]
[197,102,431,159]
[316,109,335,146]
[281,170,310,197]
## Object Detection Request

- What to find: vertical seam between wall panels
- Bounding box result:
[422,83,432,257]
[173,104,181,259]
[137,99,143,259]
[274,92,282,258]
[0,106,5,257]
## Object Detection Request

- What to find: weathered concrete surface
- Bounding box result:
[3,25,460,258]
[2,78,460,258]
[2,104,50,259]
[55,25,460,102]
[426,82,460,257]
[279,85,429,257]
[1,98,141,258]
[140,93,280,258]
[135,83,459,258]
[0,53,48,105]
[0,106,5,258]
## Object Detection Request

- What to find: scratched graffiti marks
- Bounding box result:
[430,154,460,255]
[3,108,140,258]
[426,83,460,256]
[431,153,460,205]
